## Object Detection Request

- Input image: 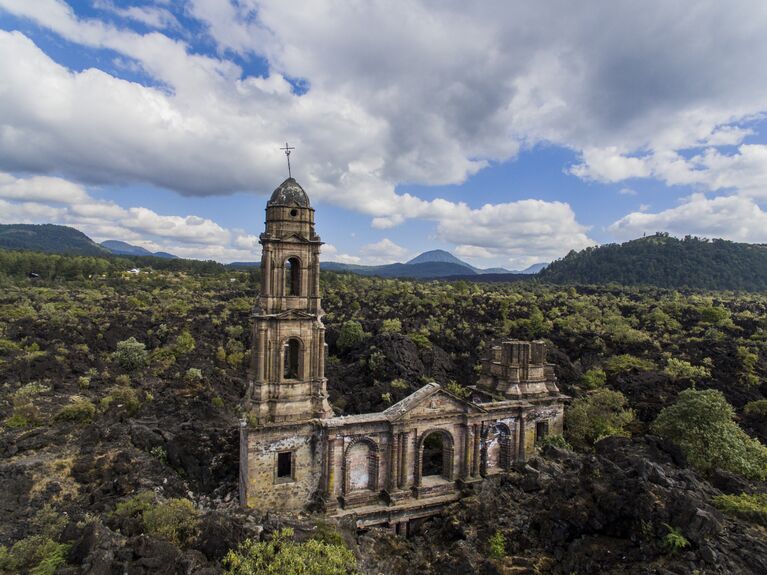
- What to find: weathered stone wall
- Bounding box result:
[241,422,323,512]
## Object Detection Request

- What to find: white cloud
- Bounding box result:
[609,193,767,243]
[359,238,409,265]
[0,172,262,261]
[3,1,767,262]
[93,1,180,30]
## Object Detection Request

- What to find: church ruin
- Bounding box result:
[240,176,566,530]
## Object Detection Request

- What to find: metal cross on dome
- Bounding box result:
[280,142,295,178]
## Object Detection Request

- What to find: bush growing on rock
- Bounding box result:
[223,528,359,575]
[114,337,148,371]
[54,396,96,424]
[380,318,402,334]
[0,535,70,575]
[488,530,506,560]
[652,388,767,480]
[603,354,655,376]
[336,320,367,351]
[565,389,635,449]
[664,357,711,382]
[580,367,606,389]
[100,386,140,416]
[112,493,200,546]
[713,493,767,526]
[173,329,196,357]
[143,498,200,546]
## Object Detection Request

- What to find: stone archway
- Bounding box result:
[342,437,380,495]
[415,429,455,486]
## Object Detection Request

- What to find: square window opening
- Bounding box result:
[277,451,292,479]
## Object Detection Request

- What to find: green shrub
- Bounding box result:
[565,389,635,449]
[712,493,767,526]
[381,392,392,404]
[380,318,402,334]
[744,399,767,418]
[114,337,148,371]
[390,378,408,391]
[336,320,367,351]
[662,524,689,554]
[446,380,470,398]
[143,498,200,545]
[150,446,168,464]
[55,397,96,424]
[212,396,225,408]
[223,528,359,575]
[113,493,200,546]
[408,332,432,350]
[185,367,203,381]
[101,386,140,416]
[652,388,767,480]
[173,330,196,357]
[4,402,42,429]
[488,530,506,560]
[77,376,91,389]
[664,358,711,382]
[603,354,655,375]
[227,351,246,368]
[581,368,606,389]
[539,434,572,450]
[113,491,155,519]
[0,535,70,575]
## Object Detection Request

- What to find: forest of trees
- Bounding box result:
[540,233,767,291]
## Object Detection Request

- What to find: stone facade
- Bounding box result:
[240,177,566,528]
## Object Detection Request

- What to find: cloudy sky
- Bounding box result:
[1,1,767,268]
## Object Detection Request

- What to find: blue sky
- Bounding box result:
[1,1,767,268]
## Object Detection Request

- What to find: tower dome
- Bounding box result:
[268,177,310,208]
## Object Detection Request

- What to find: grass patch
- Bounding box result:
[713,493,767,526]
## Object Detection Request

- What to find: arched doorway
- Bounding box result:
[422,433,444,477]
[285,257,301,296]
[283,338,301,380]
[416,429,454,485]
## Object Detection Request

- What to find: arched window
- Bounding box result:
[283,338,301,380]
[285,257,301,296]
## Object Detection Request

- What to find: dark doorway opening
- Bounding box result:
[536,420,549,444]
[422,433,444,477]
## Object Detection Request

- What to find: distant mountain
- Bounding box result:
[406,249,511,275]
[101,240,178,259]
[233,249,511,279]
[0,224,110,256]
[406,249,474,269]
[516,262,548,274]
[321,260,478,279]
[539,233,767,291]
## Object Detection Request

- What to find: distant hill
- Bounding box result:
[0,224,110,256]
[539,233,767,291]
[406,249,474,270]
[518,262,548,274]
[101,240,178,259]
[233,249,513,279]
[321,260,479,279]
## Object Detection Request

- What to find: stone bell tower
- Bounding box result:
[247,177,332,424]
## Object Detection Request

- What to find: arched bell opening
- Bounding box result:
[285,257,301,296]
[282,338,302,380]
